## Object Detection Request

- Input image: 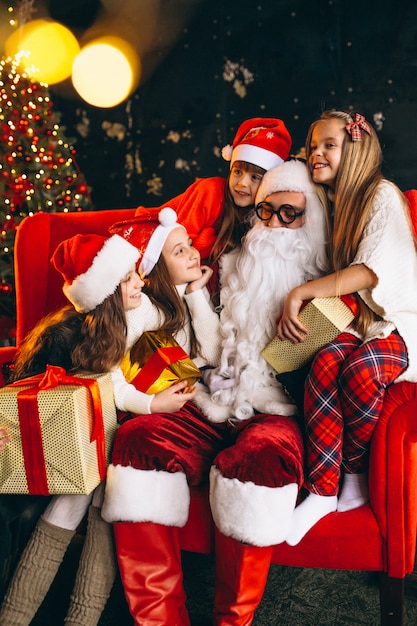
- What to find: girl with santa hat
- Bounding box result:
[0,212,219,626]
[133,117,293,302]
[0,232,142,626]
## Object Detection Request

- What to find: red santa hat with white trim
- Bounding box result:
[222,117,292,171]
[51,233,140,313]
[109,207,185,278]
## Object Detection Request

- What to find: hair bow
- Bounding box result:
[345,113,371,142]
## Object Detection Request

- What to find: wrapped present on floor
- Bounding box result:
[261,295,358,374]
[121,330,201,394]
[0,365,117,495]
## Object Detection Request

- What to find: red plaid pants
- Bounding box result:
[303,331,408,496]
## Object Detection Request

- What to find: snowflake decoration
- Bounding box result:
[102,121,126,141]
[223,59,254,99]
[233,80,247,99]
[75,110,90,138]
[175,158,191,172]
[167,131,181,144]
[16,0,37,26]
[167,129,193,143]
[373,111,385,132]
[146,176,163,196]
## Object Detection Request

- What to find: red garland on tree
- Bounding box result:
[0,55,93,344]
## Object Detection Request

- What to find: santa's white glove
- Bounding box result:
[202,367,235,393]
[234,402,255,421]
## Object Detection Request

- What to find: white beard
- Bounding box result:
[195,223,323,422]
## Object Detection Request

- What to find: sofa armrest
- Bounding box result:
[0,346,17,387]
[369,381,417,577]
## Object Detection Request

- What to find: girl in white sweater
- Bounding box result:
[278,110,417,546]
[0,208,220,625]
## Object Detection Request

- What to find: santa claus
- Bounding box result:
[195,157,329,422]
[102,158,330,626]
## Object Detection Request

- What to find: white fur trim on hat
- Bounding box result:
[101,464,190,525]
[255,158,315,205]
[209,465,298,546]
[140,207,185,277]
[64,234,139,313]
[232,144,284,172]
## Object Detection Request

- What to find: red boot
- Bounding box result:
[114,521,190,626]
[213,527,273,626]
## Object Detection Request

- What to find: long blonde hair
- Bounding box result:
[305,109,409,334]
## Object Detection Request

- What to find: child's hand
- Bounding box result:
[0,427,11,452]
[185,265,213,293]
[150,380,197,413]
[277,290,308,344]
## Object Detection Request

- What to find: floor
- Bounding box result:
[29,536,417,625]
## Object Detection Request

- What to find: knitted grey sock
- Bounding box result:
[64,506,117,626]
[0,517,74,626]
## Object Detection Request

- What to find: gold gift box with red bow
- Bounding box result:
[0,367,117,495]
[121,331,201,394]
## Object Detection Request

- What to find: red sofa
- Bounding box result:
[1,197,417,626]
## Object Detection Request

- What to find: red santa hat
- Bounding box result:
[109,207,185,277]
[51,233,140,313]
[222,117,292,171]
[255,157,317,203]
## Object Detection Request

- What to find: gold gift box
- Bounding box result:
[121,331,201,394]
[0,370,117,495]
[261,296,357,374]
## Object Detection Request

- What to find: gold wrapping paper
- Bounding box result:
[0,371,117,494]
[261,296,357,374]
[121,331,201,394]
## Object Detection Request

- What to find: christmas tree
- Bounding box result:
[0,55,93,344]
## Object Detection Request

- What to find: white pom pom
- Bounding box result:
[221,144,233,162]
[158,207,178,227]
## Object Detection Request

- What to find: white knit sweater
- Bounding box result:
[350,181,417,382]
[111,286,221,414]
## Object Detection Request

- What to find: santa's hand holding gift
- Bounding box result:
[194,158,329,422]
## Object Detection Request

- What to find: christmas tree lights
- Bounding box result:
[0,54,93,343]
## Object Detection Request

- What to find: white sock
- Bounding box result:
[337,472,369,512]
[285,493,337,546]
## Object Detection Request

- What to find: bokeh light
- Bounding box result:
[5,19,80,85]
[71,36,140,108]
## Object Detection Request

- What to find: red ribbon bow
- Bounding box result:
[131,346,190,392]
[345,113,371,142]
[8,365,106,495]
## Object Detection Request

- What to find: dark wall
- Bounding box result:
[50,0,417,210]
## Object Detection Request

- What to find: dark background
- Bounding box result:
[28,0,417,208]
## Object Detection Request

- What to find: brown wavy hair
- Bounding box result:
[11,288,127,382]
[144,254,199,357]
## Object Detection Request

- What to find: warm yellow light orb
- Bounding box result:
[5,19,80,84]
[72,37,140,108]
